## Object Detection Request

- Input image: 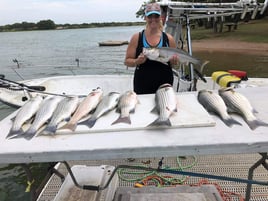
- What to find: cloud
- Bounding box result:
[0,0,145,25]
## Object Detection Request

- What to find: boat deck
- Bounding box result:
[1,78,268,200]
[37,153,268,201]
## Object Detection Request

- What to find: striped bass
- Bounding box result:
[43,96,79,134]
[22,95,63,140]
[197,89,241,127]
[148,83,178,127]
[219,87,268,130]
[142,47,209,69]
[6,95,43,139]
[80,92,120,128]
[112,90,139,125]
[60,87,103,131]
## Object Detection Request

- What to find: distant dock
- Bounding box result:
[98,40,129,46]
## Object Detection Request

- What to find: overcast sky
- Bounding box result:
[0,0,146,25]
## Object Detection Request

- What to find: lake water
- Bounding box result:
[0,25,143,201]
[0,26,142,81]
[0,25,267,201]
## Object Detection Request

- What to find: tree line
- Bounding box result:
[0,20,145,32]
[1,0,266,32]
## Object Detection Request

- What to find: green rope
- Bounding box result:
[25,179,35,192]
[118,156,197,186]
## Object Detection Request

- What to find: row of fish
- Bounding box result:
[7,83,180,140]
[7,83,266,140]
[7,88,140,140]
[198,87,268,130]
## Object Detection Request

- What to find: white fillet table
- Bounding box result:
[0,86,267,163]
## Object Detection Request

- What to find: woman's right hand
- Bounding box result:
[136,53,147,66]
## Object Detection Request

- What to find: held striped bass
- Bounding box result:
[43,96,79,134]
[197,89,241,127]
[218,87,268,130]
[112,90,139,125]
[80,92,120,128]
[142,47,209,69]
[148,83,178,127]
[60,87,103,131]
[6,95,43,139]
[22,95,63,140]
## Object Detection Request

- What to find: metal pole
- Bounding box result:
[245,153,268,201]
[185,14,195,91]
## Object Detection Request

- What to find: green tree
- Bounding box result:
[21,22,36,30]
[36,19,56,30]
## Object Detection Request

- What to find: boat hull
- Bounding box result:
[0,74,134,107]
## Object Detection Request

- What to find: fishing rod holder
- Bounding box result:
[13,58,20,68]
[75,58,80,67]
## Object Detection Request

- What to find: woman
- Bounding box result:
[124,3,178,94]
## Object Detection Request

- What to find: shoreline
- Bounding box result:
[190,39,268,56]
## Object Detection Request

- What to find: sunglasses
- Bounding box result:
[147,14,160,19]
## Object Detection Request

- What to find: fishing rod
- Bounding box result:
[0,74,45,91]
[0,74,86,99]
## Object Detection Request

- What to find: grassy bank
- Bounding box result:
[191,17,268,43]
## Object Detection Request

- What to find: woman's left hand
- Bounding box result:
[169,54,179,66]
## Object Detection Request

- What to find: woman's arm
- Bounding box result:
[124,33,140,67]
[124,33,147,67]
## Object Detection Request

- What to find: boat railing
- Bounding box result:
[2,58,134,82]
[159,0,267,91]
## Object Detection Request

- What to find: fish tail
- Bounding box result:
[22,130,36,140]
[223,117,242,127]
[43,125,57,135]
[247,119,268,130]
[6,128,24,139]
[59,122,77,131]
[111,116,131,125]
[147,118,172,127]
[200,60,210,73]
[79,118,97,128]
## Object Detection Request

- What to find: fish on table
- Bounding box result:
[148,83,178,127]
[80,92,120,128]
[21,95,64,140]
[43,96,79,134]
[6,95,43,139]
[142,47,209,70]
[60,87,103,131]
[218,87,268,130]
[112,90,139,125]
[197,89,241,127]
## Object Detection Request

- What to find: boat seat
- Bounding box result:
[212,71,241,88]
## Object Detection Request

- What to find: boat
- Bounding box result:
[0,0,268,200]
[1,71,268,201]
[98,40,129,46]
[0,74,134,108]
[1,71,268,108]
